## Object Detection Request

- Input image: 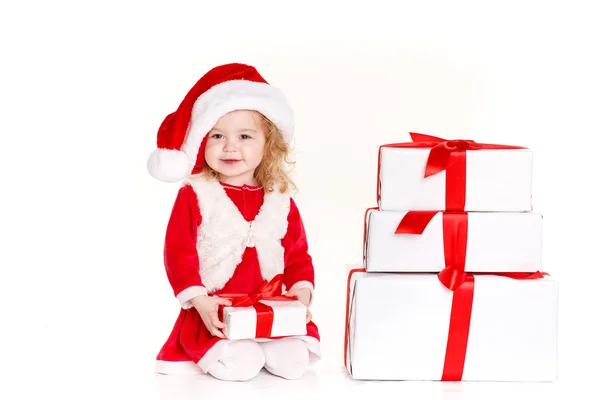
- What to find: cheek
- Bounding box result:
[242,142,263,158]
[252,143,266,162]
[204,144,219,163]
[254,138,266,155]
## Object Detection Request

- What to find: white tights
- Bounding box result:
[207,338,309,381]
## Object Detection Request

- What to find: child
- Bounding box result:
[147,63,321,381]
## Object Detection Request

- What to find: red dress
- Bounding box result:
[155,181,321,374]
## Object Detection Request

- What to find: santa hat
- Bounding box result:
[147,63,294,182]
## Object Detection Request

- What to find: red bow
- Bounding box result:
[377,132,525,210]
[395,210,544,291]
[218,274,295,338]
[408,133,484,178]
[220,274,291,307]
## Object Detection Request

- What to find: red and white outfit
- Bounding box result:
[154,175,320,374]
[146,63,321,376]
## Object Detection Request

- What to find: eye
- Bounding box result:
[210,133,223,139]
[240,134,252,140]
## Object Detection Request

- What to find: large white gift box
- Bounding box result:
[365,210,543,273]
[345,270,558,381]
[378,145,533,211]
[222,299,307,340]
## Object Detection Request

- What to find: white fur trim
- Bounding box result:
[180,80,294,177]
[185,175,290,293]
[176,286,208,309]
[154,360,203,375]
[296,335,321,364]
[253,185,291,282]
[147,148,193,183]
[288,280,314,293]
[196,339,230,373]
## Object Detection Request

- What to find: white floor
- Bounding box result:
[4,356,590,400]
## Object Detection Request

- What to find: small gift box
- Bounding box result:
[218,274,307,340]
[222,299,307,340]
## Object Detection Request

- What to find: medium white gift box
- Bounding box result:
[378,145,533,211]
[365,210,543,273]
[222,299,307,340]
[345,269,558,381]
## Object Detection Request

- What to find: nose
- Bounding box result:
[223,136,238,152]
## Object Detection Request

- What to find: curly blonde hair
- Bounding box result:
[202,112,297,194]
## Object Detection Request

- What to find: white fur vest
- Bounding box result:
[185,175,291,293]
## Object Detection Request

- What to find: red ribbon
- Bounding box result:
[441,274,475,381]
[395,211,469,290]
[343,266,546,380]
[218,274,295,338]
[376,132,525,211]
[441,271,548,380]
[344,267,366,369]
[395,210,546,380]
[395,211,546,291]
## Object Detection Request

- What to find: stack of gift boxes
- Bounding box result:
[344,132,558,381]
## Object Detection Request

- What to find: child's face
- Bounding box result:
[204,110,266,185]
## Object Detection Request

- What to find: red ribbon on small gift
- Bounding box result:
[376,132,526,211]
[218,274,295,338]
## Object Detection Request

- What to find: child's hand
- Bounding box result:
[190,295,232,338]
[286,287,312,323]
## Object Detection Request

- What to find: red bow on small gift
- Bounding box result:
[218,274,296,338]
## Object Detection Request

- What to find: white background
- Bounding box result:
[1,1,599,399]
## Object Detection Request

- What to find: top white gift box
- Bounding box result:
[377,133,533,212]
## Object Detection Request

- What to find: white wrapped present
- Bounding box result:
[345,269,558,381]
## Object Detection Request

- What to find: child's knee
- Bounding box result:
[208,340,265,381]
[261,338,309,380]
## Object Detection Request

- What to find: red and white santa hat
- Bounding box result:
[147,63,294,182]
